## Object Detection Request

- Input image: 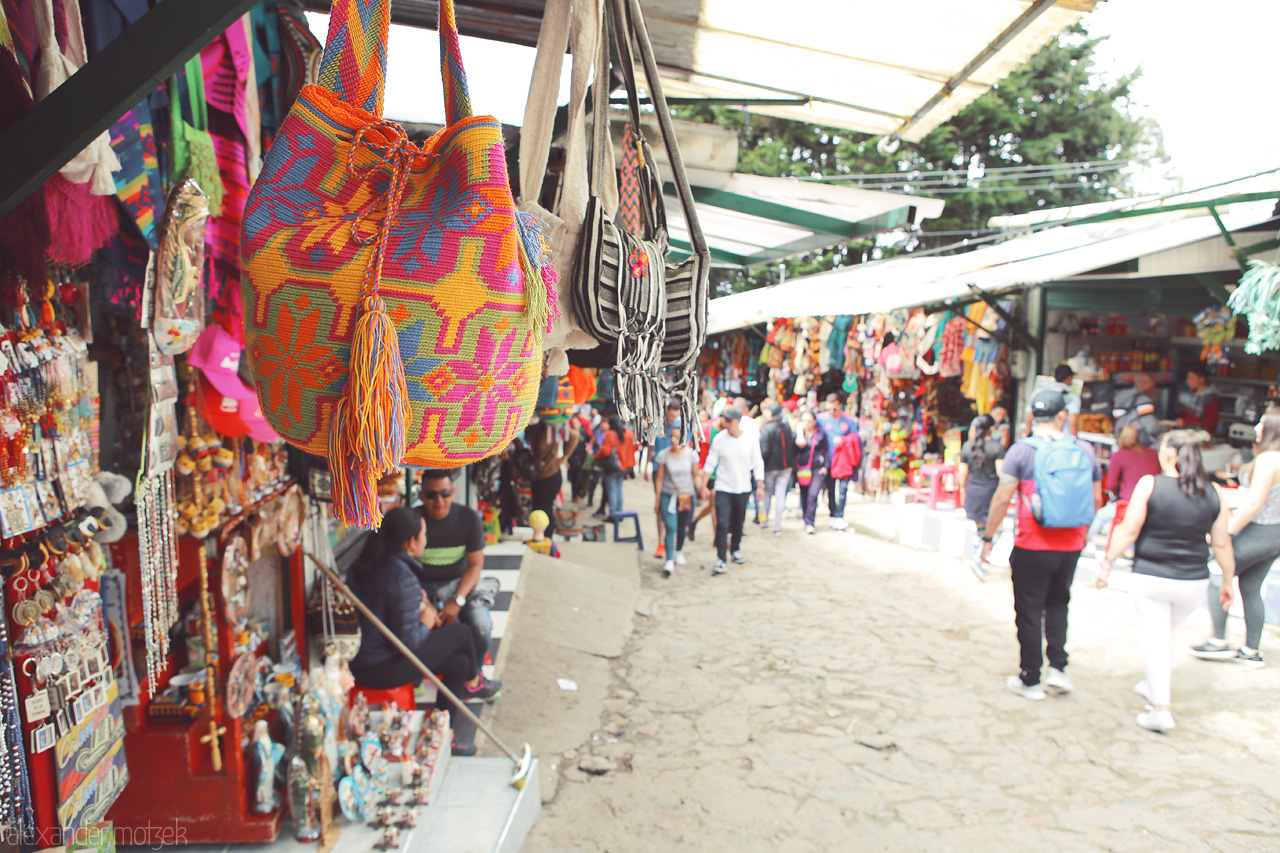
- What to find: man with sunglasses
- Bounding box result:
[413,470,501,702]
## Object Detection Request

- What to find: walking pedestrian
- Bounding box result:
[528,423,578,534]
[958,414,1006,577]
[817,394,859,530]
[758,402,796,536]
[1087,424,1161,548]
[981,389,1102,700]
[702,407,764,575]
[647,401,682,558]
[1097,430,1235,731]
[1191,405,1280,667]
[654,422,705,577]
[794,409,831,535]
[593,417,625,520]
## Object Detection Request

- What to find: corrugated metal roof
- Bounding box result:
[706,187,1280,333]
[304,0,1100,140]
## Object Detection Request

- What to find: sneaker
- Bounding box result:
[451,738,478,757]
[773,528,782,537]
[968,557,988,581]
[731,551,746,564]
[687,523,697,542]
[1189,639,1235,661]
[805,525,815,535]
[1045,667,1073,693]
[674,551,687,566]
[465,675,502,703]
[1235,648,1266,668]
[654,543,667,559]
[829,518,848,531]
[1136,708,1175,732]
[662,560,674,578]
[712,560,728,575]
[1134,680,1154,704]
[1005,675,1045,701]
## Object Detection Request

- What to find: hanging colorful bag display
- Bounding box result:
[169,57,226,217]
[242,0,558,527]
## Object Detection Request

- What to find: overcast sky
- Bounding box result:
[309,0,1280,195]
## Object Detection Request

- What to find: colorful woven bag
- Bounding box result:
[241,0,558,528]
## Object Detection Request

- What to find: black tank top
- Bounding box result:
[1132,475,1220,580]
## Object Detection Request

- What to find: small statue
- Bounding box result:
[297,694,326,781]
[377,806,398,827]
[384,787,403,805]
[414,786,430,805]
[287,755,320,841]
[380,826,401,850]
[252,720,285,814]
[525,510,556,557]
[401,809,418,828]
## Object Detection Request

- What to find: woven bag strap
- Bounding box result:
[315,0,391,115]
[609,5,666,243]
[587,4,611,199]
[617,0,708,268]
[438,0,473,124]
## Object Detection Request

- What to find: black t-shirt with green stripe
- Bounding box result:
[415,503,485,584]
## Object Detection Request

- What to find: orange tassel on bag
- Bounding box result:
[328,294,409,529]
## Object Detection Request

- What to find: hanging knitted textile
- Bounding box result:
[241,0,557,527]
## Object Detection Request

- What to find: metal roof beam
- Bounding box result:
[665,183,911,240]
[0,0,260,219]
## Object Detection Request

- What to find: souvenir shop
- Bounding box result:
[0,0,472,849]
[702,296,1019,496]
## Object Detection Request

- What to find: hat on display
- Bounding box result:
[1030,389,1067,418]
[240,396,280,443]
[189,325,255,399]
[195,374,250,437]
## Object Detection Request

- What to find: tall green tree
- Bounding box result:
[676,23,1165,295]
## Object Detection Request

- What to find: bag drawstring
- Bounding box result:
[328,119,416,529]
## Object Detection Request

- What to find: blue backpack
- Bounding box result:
[1024,436,1095,528]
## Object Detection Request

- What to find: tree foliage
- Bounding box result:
[675,24,1165,295]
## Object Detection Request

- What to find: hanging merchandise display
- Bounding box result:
[569,0,710,442]
[1227,260,1280,354]
[242,0,558,528]
[517,0,605,374]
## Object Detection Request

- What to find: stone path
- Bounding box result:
[526,482,1280,851]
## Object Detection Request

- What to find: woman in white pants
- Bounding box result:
[1097,430,1235,732]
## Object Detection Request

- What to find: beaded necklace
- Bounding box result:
[0,587,34,839]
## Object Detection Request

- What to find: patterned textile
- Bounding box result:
[242,0,556,527]
[108,104,162,247]
[617,124,642,236]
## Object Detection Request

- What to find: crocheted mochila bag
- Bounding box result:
[241,0,558,528]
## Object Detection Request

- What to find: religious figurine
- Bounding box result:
[287,755,320,841]
[380,826,401,850]
[414,786,430,805]
[384,787,404,806]
[377,806,398,827]
[297,694,326,781]
[252,719,285,814]
[401,809,418,828]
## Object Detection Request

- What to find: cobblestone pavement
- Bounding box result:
[528,486,1280,852]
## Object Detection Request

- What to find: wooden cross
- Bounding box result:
[200,719,228,771]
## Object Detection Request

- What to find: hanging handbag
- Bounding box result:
[612,0,710,435]
[517,0,606,375]
[169,57,226,216]
[242,0,558,528]
[569,0,668,442]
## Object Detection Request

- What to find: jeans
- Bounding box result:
[1010,546,1080,685]
[1208,521,1280,648]
[603,472,625,517]
[421,578,496,675]
[658,492,691,557]
[826,477,849,519]
[349,622,476,715]
[714,491,750,561]
[1130,572,1208,706]
[761,469,791,530]
[1087,500,1118,545]
[799,470,828,526]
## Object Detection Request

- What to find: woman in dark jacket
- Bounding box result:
[794,408,831,534]
[347,506,489,753]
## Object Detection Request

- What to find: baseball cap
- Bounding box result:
[194,374,250,437]
[189,325,255,399]
[1030,389,1066,417]
[240,396,280,442]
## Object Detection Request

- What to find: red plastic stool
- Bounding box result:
[349,683,416,712]
[913,463,959,510]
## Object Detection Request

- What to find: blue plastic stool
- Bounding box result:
[611,511,643,550]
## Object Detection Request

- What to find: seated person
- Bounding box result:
[414,469,502,702]
[345,506,496,755]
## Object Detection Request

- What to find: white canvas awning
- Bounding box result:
[707,188,1280,333]
[313,0,1101,143]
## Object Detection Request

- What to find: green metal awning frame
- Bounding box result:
[663,181,914,267]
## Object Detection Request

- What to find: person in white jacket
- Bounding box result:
[702,407,765,575]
